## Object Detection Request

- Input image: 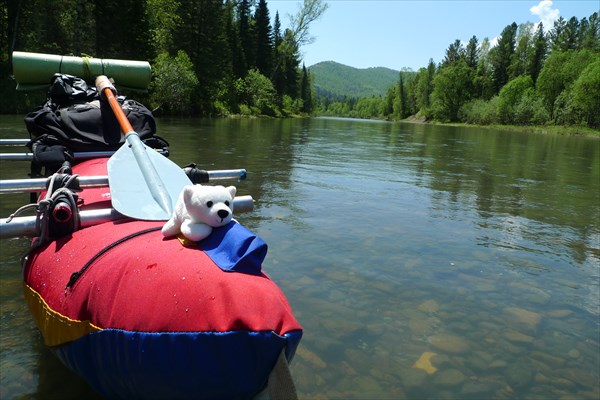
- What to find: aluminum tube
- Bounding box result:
[1,196,254,239]
[0,176,108,193]
[0,139,30,146]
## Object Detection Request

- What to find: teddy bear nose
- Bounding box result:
[217,210,230,219]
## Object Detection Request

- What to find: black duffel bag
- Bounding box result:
[25,74,158,153]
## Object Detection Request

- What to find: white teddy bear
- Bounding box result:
[161,184,236,242]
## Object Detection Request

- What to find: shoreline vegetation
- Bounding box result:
[1,2,598,134]
[400,117,600,137]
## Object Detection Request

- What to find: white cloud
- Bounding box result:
[530,0,560,31]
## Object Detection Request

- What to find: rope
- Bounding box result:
[81,55,92,82]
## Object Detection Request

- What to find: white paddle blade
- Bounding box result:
[108,143,191,221]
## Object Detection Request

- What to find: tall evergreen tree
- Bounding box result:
[300,64,312,112]
[548,16,566,51]
[465,35,479,69]
[95,0,151,60]
[579,12,600,51]
[271,11,286,96]
[238,0,255,71]
[442,39,464,67]
[225,0,245,79]
[528,23,547,84]
[254,0,273,76]
[397,72,408,118]
[174,0,228,114]
[280,28,300,98]
[489,22,518,93]
[415,59,436,111]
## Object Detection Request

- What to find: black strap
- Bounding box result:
[66,226,161,289]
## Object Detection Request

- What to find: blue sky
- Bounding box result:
[268,0,599,70]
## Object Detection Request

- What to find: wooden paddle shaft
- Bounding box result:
[95,76,135,134]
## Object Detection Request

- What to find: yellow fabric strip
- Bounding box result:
[23,282,102,347]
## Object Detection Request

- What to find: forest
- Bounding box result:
[1,2,598,129]
[318,12,600,129]
[0,0,326,116]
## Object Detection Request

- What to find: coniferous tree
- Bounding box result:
[280,28,300,98]
[300,64,312,112]
[489,22,518,93]
[225,0,245,79]
[548,16,566,51]
[174,0,228,114]
[95,0,151,60]
[384,86,395,117]
[556,16,580,51]
[254,0,273,76]
[442,39,464,67]
[397,73,408,118]
[579,12,600,51]
[238,0,254,71]
[529,23,547,84]
[271,11,286,96]
[465,36,479,69]
[415,59,436,112]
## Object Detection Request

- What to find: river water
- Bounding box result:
[1,116,599,399]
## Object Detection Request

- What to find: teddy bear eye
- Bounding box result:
[225,201,230,206]
[206,201,213,208]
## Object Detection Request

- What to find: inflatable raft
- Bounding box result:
[2,53,302,400]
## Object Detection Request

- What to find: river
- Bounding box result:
[1,116,599,399]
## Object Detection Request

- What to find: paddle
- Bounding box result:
[95,75,191,220]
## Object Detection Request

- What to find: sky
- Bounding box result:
[268,0,600,71]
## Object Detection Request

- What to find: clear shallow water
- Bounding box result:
[1,116,599,399]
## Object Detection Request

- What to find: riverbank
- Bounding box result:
[401,115,600,137]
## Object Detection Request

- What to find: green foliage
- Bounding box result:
[513,88,549,125]
[490,22,518,93]
[554,60,600,127]
[281,95,303,116]
[235,69,279,116]
[497,75,534,124]
[459,97,500,125]
[431,60,474,122]
[537,49,598,119]
[150,51,199,115]
[2,0,324,117]
[570,60,600,127]
[310,61,402,99]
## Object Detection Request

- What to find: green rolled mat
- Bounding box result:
[12,51,152,91]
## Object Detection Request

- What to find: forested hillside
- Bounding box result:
[0,0,327,116]
[318,14,600,129]
[309,61,399,99]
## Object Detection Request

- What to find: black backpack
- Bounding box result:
[24,74,168,175]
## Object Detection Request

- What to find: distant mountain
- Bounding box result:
[309,61,399,99]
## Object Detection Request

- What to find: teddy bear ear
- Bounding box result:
[182,185,196,204]
[226,186,237,198]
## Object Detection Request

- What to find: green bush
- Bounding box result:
[150,51,199,115]
[459,97,499,125]
[569,60,600,128]
[235,69,279,116]
[513,88,549,125]
[497,75,533,124]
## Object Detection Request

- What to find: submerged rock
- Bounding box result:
[412,351,438,374]
[429,333,471,354]
[418,299,440,313]
[503,306,542,331]
[433,368,466,386]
